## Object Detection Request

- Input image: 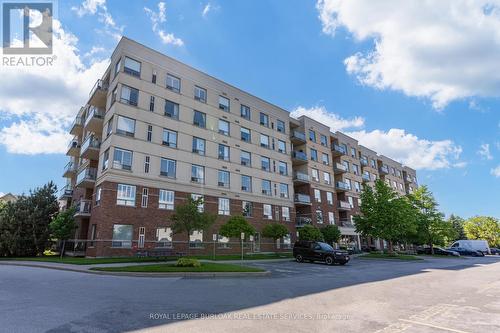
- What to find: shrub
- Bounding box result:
[176,258,201,267]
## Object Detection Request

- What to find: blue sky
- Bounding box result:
[0,0,499,219]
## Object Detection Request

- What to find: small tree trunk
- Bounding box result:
[429,242,434,255]
[388,241,394,254]
[60,239,65,259]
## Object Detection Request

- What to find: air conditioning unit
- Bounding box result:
[241,186,248,191]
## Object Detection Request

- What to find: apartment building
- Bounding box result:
[61,37,418,256]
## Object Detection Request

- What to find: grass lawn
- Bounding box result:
[90,262,265,273]
[358,253,423,261]
[0,252,292,265]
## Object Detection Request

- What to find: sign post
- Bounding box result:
[212,234,217,260]
[240,232,245,261]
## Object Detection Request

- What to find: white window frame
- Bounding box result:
[159,189,174,210]
[116,184,136,206]
[218,198,230,215]
[263,204,272,219]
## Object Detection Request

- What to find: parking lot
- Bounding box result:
[1,255,499,332]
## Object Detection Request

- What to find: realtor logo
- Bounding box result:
[2,2,53,54]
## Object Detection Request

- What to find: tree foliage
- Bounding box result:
[447,214,466,241]
[219,215,255,239]
[320,225,341,245]
[171,196,216,241]
[49,207,77,258]
[463,216,500,247]
[262,223,289,240]
[298,225,324,241]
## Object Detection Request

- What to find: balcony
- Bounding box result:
[69,114,83,136]
[331,144,347,157]
[338,200,352,211]
[88,79,108,108]
[405,175,413,183]
[360,158,368,167]
[66,138,80,156]
[335,181,351,192]
[293,172,310,184]
[84,106,105,133]
[339,218,355,228]
[290,130,306,144]
[295,216,312,227]
[76,167,97,188]
[294,193,311,206]
[362,173,371,182]
[292,151,308,165]
[74,199,92,217]
[58,185,73,199]
[379,165,389,175]
[80,135,101,160]
[63,161,77,178]
[333,162,348,174]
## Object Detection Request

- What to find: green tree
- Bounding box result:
[320,225,341,245]
[262,223,289,248]
[463,216,500,247]
[171,196,216,252]
[49,207,77,258]
[298,225,324,241]
[354,180,417,253]
[448,214,466,240]
[219,215,255,239]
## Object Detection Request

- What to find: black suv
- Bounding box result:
[293,241,350,265]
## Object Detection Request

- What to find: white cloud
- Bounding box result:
[290,106,364,131]
[72,0,123,41]
[316,0,500,109]
[491,165,500,177]
[0,20,109,154]
[477,143,493,160]
[144,2,184,46]
[202,3,212,18]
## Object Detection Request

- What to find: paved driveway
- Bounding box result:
[1,256,499,333]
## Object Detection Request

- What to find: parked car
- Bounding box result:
[489,248,500,255]
[446,247,484,257]
[449,240,490,255]
[293,241,350,265]
[416,246,460,256]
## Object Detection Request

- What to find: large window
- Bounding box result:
[310,148,318,161]
[120,85,139,106]
[311,168,319,181]
[316,210,324,224]
[194,86,207,103]
[240,151,251,166]
[326,191,333,205]
[112,224,133,248]
[160,158,176,178]
[156,227,172,248]
[116,184,136,206]
[309,130,316,142]
[113,148,132,170]
[241,175,252,192]
[218,144,230,161]
[162,129,177,147]
[218,170,230,188]
[263,204,272,219]
[218,119,230,136]
[279,184,289,198]
[260,134,270,148]
[352,164,359,175]
[314,189,321,202]
[218,198,230,215]
[165,100,179,119]
[123,57,141,77]
[116,116,135,137]
[322,153,330,165]
[328,212,335,225]
[193,110,206,128]
[320,134,328,147]
[192,137,206,155]
[240,104,250,119]
[191,165,205,183]
[158,190,174,210]
[282,207,290,222]
[261,156,271,171]
[260,112,269,127]
[166,74,180,93]
[242,201,252,217]
[278,161,288,175]
[262,180,272,196]
[278,140,286,153]
[324,172,331,185]
[240,127,251,142]
[219,96,230,111]
[189,230,203,248]
[276,120,285,133]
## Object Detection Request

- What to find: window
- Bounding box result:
[147,125,152,142]
[323,172,331,185]
[114,57,121,76]
[191,194,204,212]
[116,116,135,137]
[371,159,376,168]
[277,120,285,133]
[156,227,172,248]
[218,235,230,249]
[282,207,290,221]
[348,196,354,208]
[120,85,139,106]
[278,161,288,175]
[263,204,272,219]
[392,180,397,188]
[283,234,291,249]
[116,184,136,206]
[316,210,324,224]
[314,189,321,202]
[112,224,133,248]
[192,137,206,155]
[261,156,271,171]
[191,165,205,183]
[166,74,180,93]
[162,129,177,147]
[189,230,203,248]
[240,104,250,119]
[342,160,350,171]
[345,179,352,190]
[95,186,102,206]
[326,192,333,205]
[322,153,330,165]
[352,164,359,175]
[351,147,356,158]
[399,183,404,191]
[194,86,207,102]
[218,198,230,215]
[391,167,396,176]
[320,134,328,147]
[219,96,230,111]
[218,144,230,161]
[105,117,113,138]
[160,158,176,178]
[279,183,289,198]
[328,212,335,225]
[241,175,252,192]
[242,201,253,217]
[218,119,230,136]
[311,168,319,181]
[193,110,206,128]
[310,149,318,161]
[141,188,148,208]
[164,100,179,119]
[152,71,157,84]
[102,149,109,170]
[262,180,272,196]
[260,112,269,127]
[260,134,270,148]
[158,190,174,210]
[240,151,251,166]
[113,148,132,170]
[124,57,141,77]
[309,130,316,142]
[218,170,230,187]
[355,181,361,192]
[240,127,251,142]
[278,140,286,153]
[144,156,150,173]
[149,96,155,112]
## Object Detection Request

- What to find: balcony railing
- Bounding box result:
[338,200,352,210]
[64,161,76,174]
[379,165,389,174]
[59,185,73,198]
[81,135,101,153]
[294,193,311,204]
[84,106,105,126]
[67,138,80,151]
[70,116,83,133]
[292,151,308,161]
[296,216,312,227]
[333,162,348,173]
[339,218,355,228]
[89,79,109,97]
[293,172,310,182]
[332,144,347,155]
[75,199,92,215]
[76,167,97,184]
[291,130,306,142]
[336,181,351,191]
[362,173,371,182]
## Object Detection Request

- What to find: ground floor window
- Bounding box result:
[112,224,133,248]
[218,235,230,249]
[156,227,172,248]
[283,234,291,249]
[189,230,203,248]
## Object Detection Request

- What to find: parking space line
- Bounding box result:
[398,319,470,333]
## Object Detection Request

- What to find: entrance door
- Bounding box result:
[254,232,260,252]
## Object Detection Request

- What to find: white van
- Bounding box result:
[449,240,490,254]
